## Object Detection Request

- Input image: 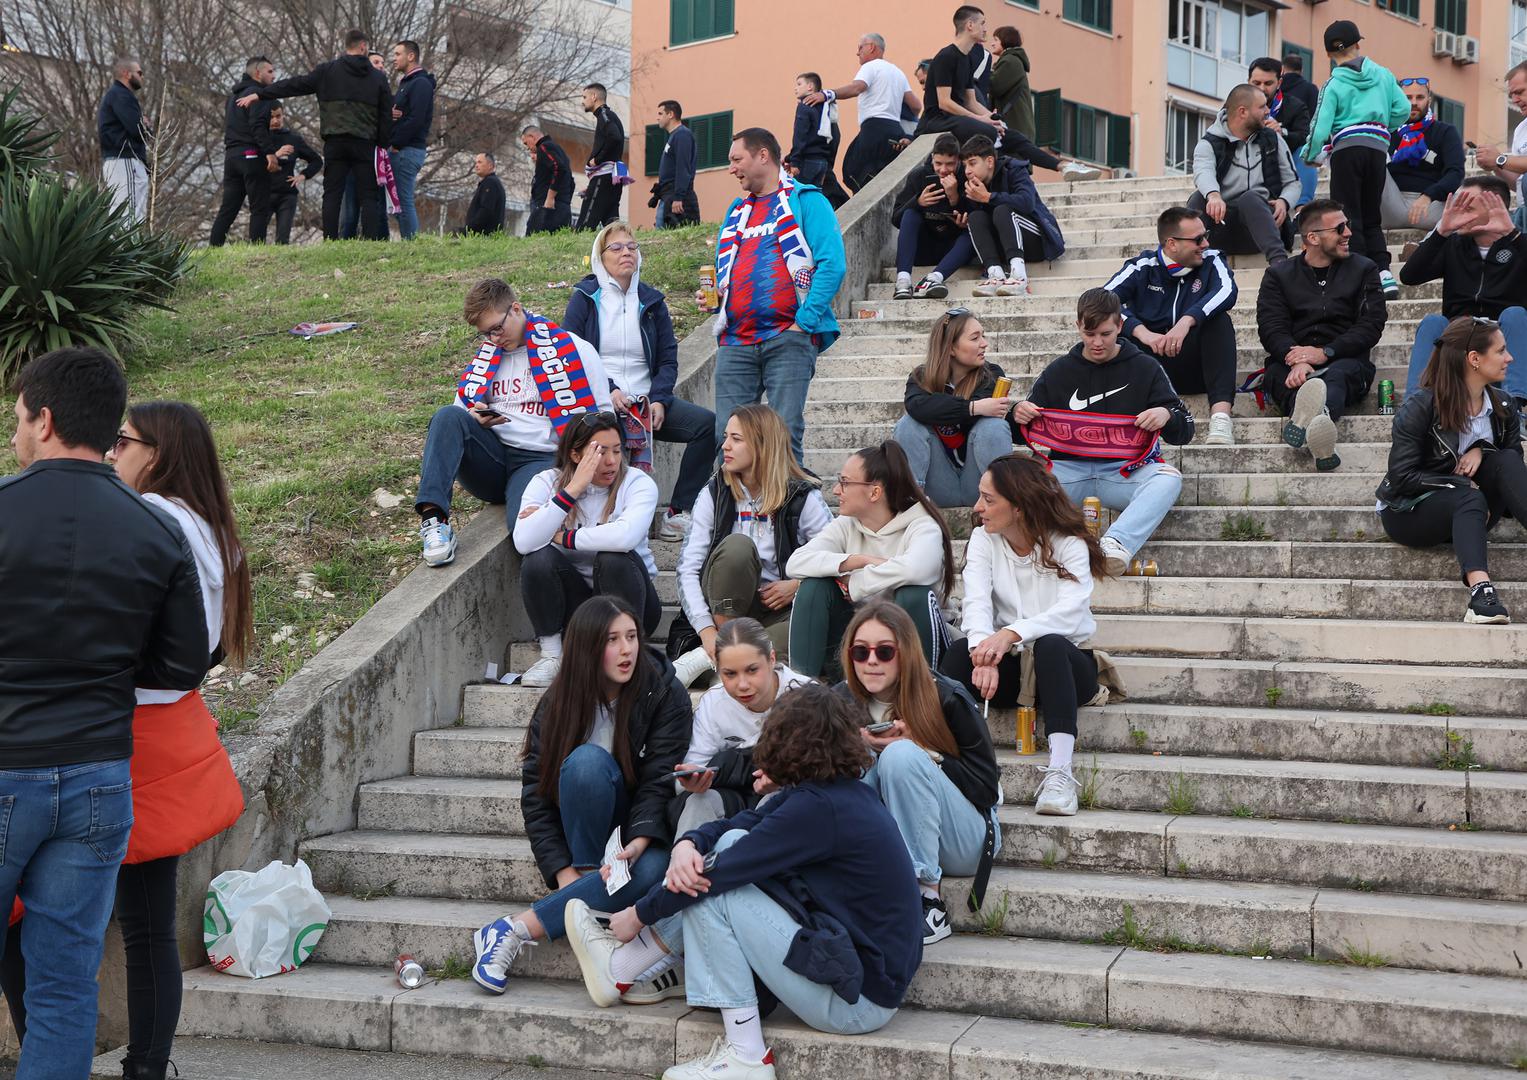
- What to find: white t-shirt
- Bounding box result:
[1511,117,1527,205]
[455,330,612,453]
[854,58,912,124]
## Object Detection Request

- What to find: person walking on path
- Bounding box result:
[523,126,575,234]
[577,83,627,231]
[98,57,151,222]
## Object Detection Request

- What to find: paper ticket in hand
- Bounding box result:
[602,827,632,896]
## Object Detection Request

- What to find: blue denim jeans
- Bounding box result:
[1294,157,1319,208]
[656,396,717,513]
[0,758,133,1080]
[862,740,994,886]
[389,146,426,239]
[530,745,667,941]
[1407,310,1527,401]
[714,331,818,464]
[893,414,1015,509]
[654,830,898,1033]
[414,405,555,529]
[1048,458,1183,558]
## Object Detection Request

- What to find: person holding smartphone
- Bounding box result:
[836,602,998,947]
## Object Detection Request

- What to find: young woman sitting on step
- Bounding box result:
[1377,315,1526,625]
[561,684,922,1080]
[670,617,813,837]
[470,596,691,1002]
[893,309,1020,508]
[940,454,1110,819]
[671,404,832,687]
[785,440,955,678]
[514,412,662,687]
[837,601,999,948]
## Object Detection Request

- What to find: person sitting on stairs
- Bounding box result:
[838,601,999,948]
[889,133,977,300]
[470,595,691,1002]
[1188,83,1301,267]
[958,134,1065,297]
[1377,316,1526,626]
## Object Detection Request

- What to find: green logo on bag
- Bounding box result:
[202,892,232,944]
[292,921,327,967]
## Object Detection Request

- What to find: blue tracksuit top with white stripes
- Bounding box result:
[1103,247,1238,337]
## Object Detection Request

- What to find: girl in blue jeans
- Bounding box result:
[471,595,691,998]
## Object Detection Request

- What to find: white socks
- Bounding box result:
[610,926,669,985]
[721,1008,768,1061]
[896,271,912,288]
[986,264,1004,280]
[538,634,562,659]
[926,270,945,284]
[1009,257,1028,280]
[511,918,534,943]
[1049,732,1076,774]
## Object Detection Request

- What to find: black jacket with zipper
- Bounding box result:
[258,53,392,145]
[1376,386,1522,510]
[1026,339,1196,454]
[589,104,625,166]
[1398,227,1527,320]
[520,647,691,889]
[891,157,967,232]
[270,127,323,191]
[903,361,1022,445]
[223,76,278,155]
[0,460,209,767]
[1256,252,1387,362]
[531,135,575,204]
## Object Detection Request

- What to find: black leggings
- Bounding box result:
[1381,450,1527,582]
[967,206,1048,271]
[118,855,182,1072]
[1,919,23,1045]
[940,634,1097,737]
[521,546,661,637]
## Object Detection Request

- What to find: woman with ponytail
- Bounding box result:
[785,440,955,676]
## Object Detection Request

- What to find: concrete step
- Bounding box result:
[807,414,1405,449]
[1093,574,1527,622]
[841,298,1438,328]
[800,387,1398,420]
[1153,504,1526,543]
[867,275,1443,301]
[1000,240,1415,263]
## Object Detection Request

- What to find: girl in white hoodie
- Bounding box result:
[786,440,955,677]
[514,412,661,686]
[941,454,1108,817]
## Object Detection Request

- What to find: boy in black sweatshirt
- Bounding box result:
[786,73,850,209]
[1015,289,1193,575]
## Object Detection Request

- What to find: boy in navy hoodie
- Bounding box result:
[786,73,850,208]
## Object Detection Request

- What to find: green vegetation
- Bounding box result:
[349,878,398,901]
[1264,686,1284,708]
[1408,701,1459,716]
[1077,755,1105,809]
[1129,725,1148,749]
[1163,771,1198,815]
[1219,513,1271,542]
[1341,942,1391,968]
[1435,729,1479,771]
[978,892,1011,936]
[1230,804,1254,818]
[0,85,57,178]
[1041,845,1060,869]
[428,953,473,980]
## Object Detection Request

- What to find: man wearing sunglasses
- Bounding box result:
[1189,83,1301,267]
[1380,77,1463,233]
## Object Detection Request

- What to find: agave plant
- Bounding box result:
[0,86,57,182]
[0,172,188,378]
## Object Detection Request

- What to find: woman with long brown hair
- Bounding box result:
[894,310,1020,507]
[1377,315,1525,624]
[941,454,1108,819]
[838,602,998,947]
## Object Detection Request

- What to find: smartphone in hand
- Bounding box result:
[865,721,895,735]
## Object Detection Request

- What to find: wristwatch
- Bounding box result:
[1322,346,1337,360]
[1497,154,1510,169]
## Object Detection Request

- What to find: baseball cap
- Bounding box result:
[1324,20,1362,52]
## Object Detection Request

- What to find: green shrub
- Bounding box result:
[0,87,57,181]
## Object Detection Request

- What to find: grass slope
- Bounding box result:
[5,225,714,732]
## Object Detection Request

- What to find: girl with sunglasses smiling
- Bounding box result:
[838,602,998,947]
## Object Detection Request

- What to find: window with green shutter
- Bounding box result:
[1435,0,1467,33]
[1062,0,1112,32]
[671,0,735,47]
[644,124,665,176]
[1106,114,1131,170]
[1035,89,1062,148]
[644,113,733,177]
[1375,0,1420,19]
[1281,42,1314,82]
[1035,90,1128,169]
[1434,94,1465,132]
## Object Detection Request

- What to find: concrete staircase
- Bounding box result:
[153,174,1527,1076]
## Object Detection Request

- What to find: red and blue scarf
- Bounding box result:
[1268,90,1283,119]
[713,172,815,339]
[456,312,598,436]
[1392,110,1433,166]
[1020,408,1162,477]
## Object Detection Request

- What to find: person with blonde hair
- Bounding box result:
[671,405,832,686]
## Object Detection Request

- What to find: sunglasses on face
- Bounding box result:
[850,643,897,663]
[113,431,154,452]
[1399,77,1430,87]
[1168,234,1211,245]
[1307,220,1351,235]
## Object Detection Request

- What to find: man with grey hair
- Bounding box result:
[803,32,919,190]
[97,56,151,222]
[520,124,573,233]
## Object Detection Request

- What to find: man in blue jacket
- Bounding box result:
[958,135,1064,296]
[653,100,698,228]
[388,39,435,239]
[1104,206,1240,446]
[97,56,151,222]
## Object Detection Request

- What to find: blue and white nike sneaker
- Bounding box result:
[473,916,530,994]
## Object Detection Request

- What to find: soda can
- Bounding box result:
[992,376,1013,399]
[698,265,719,313]
[1017,706,1038,755]
[1082,497,1102,536]
[1379,379,1395,415]
[395,953,425,989]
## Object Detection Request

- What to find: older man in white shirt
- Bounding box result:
[805,32,922,191]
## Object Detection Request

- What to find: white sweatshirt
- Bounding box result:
[590,231,651,398]
[960,528,1096,652]
[137,495,222,705]
[513,466,660,580]
[786,503,947,601]
[681,663,814,772]
[677,482,834,633]
[452,328,613,453]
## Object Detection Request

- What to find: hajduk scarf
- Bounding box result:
[1392,110,1433,167]
[457,312,598,436]
[1268,90,1283,120]
[1020,408,1162,477]
[376,147,400,214]
[712,171,815,338]
[587,160,636,186]
[1159,246,1194,278]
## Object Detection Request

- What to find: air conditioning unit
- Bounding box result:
[1433,29,1457,57]
[1454,35,1480,64]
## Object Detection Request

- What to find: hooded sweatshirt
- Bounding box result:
[1192,111,1301,206]
[136,496,224,707]
[512,465,660,580]
[786,503,947,601]
[683,663,814,770]
[1026,338,1196,455]
[588,225,650,397]
[960,527,1096,651]
[1306,56,1411,162]
[259,53,393,145]
[390,67,436,149]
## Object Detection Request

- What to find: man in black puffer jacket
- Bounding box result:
[209,57,283,246]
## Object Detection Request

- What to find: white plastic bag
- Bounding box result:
[202,859,331,978]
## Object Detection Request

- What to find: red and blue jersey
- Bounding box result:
[720,196,799,347]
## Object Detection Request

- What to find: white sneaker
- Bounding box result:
[1098,535,1130,578]
[1061,161,1102,181]
[1205,413,1234,446]
[673,646,715,688]
[996,277,1029,296]
[1281,377,1325,450]
[565,898,623,1007]
[972,278,1003,297]
[621,964,686,1005]
[1379,269,1400,299]
[657,509,692,542]
[419,518,457,567]
[1035,766,1080,816]
[520,655,561,688]
[1083,686,1110,708]
[664,1037,776,1080]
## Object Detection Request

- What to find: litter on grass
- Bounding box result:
[290,321,359,339]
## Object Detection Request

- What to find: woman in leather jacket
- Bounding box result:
[1377,315,1526,624]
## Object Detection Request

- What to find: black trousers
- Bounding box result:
[527,199,573,235]
[271,190,299,244]
[1263,354,1375,421]
[576,174,622,231]
[1137,312,1238,406]
[967,205,1047,270]
[1381,450,1527,582]
[1,919,23,1045]
[1187,190,1292,263]
[940,634,1097,736]
[117,855,182,1072]
[918,112,1001,146]
[322,136,384,241]
[522,546,661,637]
[208,150,273,246]
[843,117,906,191]
[1329,145,1390,270]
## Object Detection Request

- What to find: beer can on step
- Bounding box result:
[1017,706,1038,755]
[1379,380,1395,415]
[1082,497,1102,536]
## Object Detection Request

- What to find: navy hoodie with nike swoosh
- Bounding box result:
[1026,339,1195,460]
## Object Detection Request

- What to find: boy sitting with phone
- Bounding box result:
[413,278,613,567]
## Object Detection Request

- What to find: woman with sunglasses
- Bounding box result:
[785,440,955,677]
[563,222,717,543]
[515,412,662,687]
[941,454,1109,818]
[894,310,1020,508]
[839,602,998,947]
[1377,315,1526,625]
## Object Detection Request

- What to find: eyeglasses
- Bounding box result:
[1399,77,1430,87]
[1306,220,1351,235]
[605,242,640,253]
[481,313,512,340]
[850,643,897,663]
[1168,234,1211,245]
[113,431,154,452]
[834,475,878,488]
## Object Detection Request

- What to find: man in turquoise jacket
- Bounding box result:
[708,126,846,464]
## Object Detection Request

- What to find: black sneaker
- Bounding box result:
[914,277,949,299]
[1465,582,1511,625]
[921,896,952,945]
[893,280,914,300]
